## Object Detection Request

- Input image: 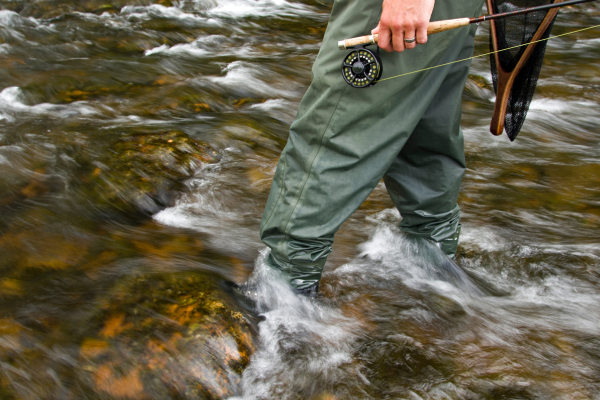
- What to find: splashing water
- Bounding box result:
[1,0,600,398]
[230,250,362,399]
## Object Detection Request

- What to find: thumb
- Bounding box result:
[371,23,380,34]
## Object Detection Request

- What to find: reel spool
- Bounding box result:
[341,46,383,88]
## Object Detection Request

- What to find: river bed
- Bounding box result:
[1,0,599,399]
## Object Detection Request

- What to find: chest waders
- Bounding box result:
[260,0,486,291]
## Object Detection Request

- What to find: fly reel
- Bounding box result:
[341,46,383,88]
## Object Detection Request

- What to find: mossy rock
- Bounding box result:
[83,130,220,215]
[78,271,255,399]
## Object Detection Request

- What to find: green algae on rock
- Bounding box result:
[78,272,254,399]
[84,130,220,215]
[0,271,255,399]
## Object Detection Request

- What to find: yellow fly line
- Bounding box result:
[377,23,600,82]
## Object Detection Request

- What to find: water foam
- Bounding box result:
[231,250,362,399]
[459,225,510,253]
[340,223,495,298]
[153,153,263,255]
[231,216,511,397]
[121,4,209,23]
[249,99,297,123]
[145,43,208,57]
[0,86,102,120]
[572,36,600,50]
[528,98,596,114]
[0,10,39,28]
[208,0,320,18]
[208,61,295,98]
[144,35,238,57]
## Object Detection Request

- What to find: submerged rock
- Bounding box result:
[77,271,255,399]
[0,270,255,399]
[84,129,220,215]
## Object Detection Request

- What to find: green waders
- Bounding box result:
[260,0,485,290]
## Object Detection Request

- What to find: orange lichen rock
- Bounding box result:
[0,278,24,297]
[311,394,340,400]
[78,271,255,398]
[132,233,203,258]
[193,103,211,112]
[94,365,147,399]
[0,228,89,272]
[80,339,110,359]
[20,179,49,199]
[100,314,133,338]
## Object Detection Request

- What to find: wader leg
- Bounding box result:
[260,0,484,289]
[384,24,479,258]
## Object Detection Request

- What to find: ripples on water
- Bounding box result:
[0,0,599,398]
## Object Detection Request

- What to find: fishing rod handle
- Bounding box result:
[338,18,470,50]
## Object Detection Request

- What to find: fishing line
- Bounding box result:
[377,23,600,83]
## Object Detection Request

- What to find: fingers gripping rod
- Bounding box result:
[338,18,470,49]
[338,0,599,50]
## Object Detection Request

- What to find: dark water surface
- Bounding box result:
[1,0,600,398]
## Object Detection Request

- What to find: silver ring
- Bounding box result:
[404,37,416,44]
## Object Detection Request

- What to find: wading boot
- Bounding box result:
[229,280,320,313]
[294,282,319,298]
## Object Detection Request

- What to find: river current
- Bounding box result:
[1,0,599,399]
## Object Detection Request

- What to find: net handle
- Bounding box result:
[488,0,560,136]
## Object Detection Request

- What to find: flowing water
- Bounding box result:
[1,0,599,398]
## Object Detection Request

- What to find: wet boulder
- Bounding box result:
[78,271,255,399]
[83,129,220,216]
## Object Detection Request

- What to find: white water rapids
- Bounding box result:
[1,0,599,398]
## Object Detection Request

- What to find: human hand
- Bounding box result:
[372,0,435,52]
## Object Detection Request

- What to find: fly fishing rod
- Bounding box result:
[339,0,598,88]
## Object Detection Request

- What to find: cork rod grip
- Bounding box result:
[338,18,471,49]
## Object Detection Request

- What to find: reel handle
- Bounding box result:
[338,18,471,50]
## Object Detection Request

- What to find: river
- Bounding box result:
[1,0,599,398]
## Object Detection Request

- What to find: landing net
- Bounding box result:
[488,0,560,140]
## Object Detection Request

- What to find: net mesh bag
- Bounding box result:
[487,0,560,141]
